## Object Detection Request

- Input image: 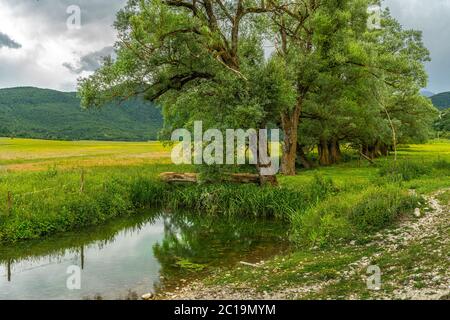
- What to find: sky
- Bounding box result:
[0,0,449,93]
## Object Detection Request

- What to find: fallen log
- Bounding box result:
[159,172,198,184]
[158,172,273,185]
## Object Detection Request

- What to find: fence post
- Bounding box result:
[7,259,11,282]
[80,169,85,193]
[7,191,12,215]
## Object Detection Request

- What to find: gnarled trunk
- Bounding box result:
[255,128,278,186]
[281,104,301,176]
[297,143,313,169]
[318,139,331,166]
[362,140,389,160]
[318,139,341,166]
[329,138,341,164]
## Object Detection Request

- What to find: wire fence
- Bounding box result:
[1,169,86,216]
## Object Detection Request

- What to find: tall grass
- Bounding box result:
[131,174,336,219]
[290,184,418,247]
[0,167,336,242]
[378,160,431,182]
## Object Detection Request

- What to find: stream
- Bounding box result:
[0,210,289,300]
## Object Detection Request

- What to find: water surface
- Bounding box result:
[0,211,288,300]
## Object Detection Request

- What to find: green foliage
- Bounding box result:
[175,258,207,272]
[76,0,435,174]
[378,160,432,182]
[434,109,450,135]
[430,92,450,110]
[433,159,450,171]
[290,185,417,246]
[0,87,162,141]
[0,168,336,242]
[130,175,335,219]
[0,176,136,242]
[347,186,417,232]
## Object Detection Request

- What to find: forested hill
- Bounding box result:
[0,87,163,141]
[431,92,450,110]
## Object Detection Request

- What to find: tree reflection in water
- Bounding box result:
[153,212,289,286]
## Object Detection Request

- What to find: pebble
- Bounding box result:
[141,293,154,300]
[414,208,421,217]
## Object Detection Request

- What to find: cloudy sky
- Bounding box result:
[0,0,449,93]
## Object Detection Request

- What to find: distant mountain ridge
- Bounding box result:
[420,89,435,98]
[430,91,450,110]
[0,87,163,141]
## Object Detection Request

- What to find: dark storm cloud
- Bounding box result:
[0,0,127,91]
[1,0,449,93]
[2,0,127,42]
[63,46,115,74]
[0,32,21,49]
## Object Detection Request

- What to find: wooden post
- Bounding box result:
[80,169,85,193]
[80,246,85,270]
[7,259,11,282]
[7,191,12,215]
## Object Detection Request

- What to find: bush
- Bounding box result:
[290,185,417,246]
[378,160,431,182]
[290,196,354,246]
[348,186,417,232]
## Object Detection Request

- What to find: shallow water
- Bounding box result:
[0,211,288,300]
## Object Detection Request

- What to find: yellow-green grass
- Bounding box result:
[1,138,449,198]
[282,140,450,191]
[0,137,172,172]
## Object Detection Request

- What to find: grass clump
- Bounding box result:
[290,184,418,246]
[0,178,135,242]
[347,185,417,232]
[433,159,450,171]
[131,174,336,219]
[378,160,431,182]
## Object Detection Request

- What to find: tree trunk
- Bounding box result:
[318,139,331,166]
[281,104,301,176]
[297,143,313,169]
[328,139,341,164]
[362,144,376,160]
[362,141,388,159]
[379,143,389,157]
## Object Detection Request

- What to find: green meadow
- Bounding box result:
[0,137,448,244]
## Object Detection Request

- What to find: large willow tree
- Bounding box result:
[79,0,433,175]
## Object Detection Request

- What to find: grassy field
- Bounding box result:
[0,138,171,172]
[0,137,449,299]
[0,138,449,244]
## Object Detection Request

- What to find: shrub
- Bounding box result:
[378,160,431,182]
[290,185,417,246]
[348,186,417,232]
[290,196,354,246]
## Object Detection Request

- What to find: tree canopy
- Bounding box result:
[79,0,436,175]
